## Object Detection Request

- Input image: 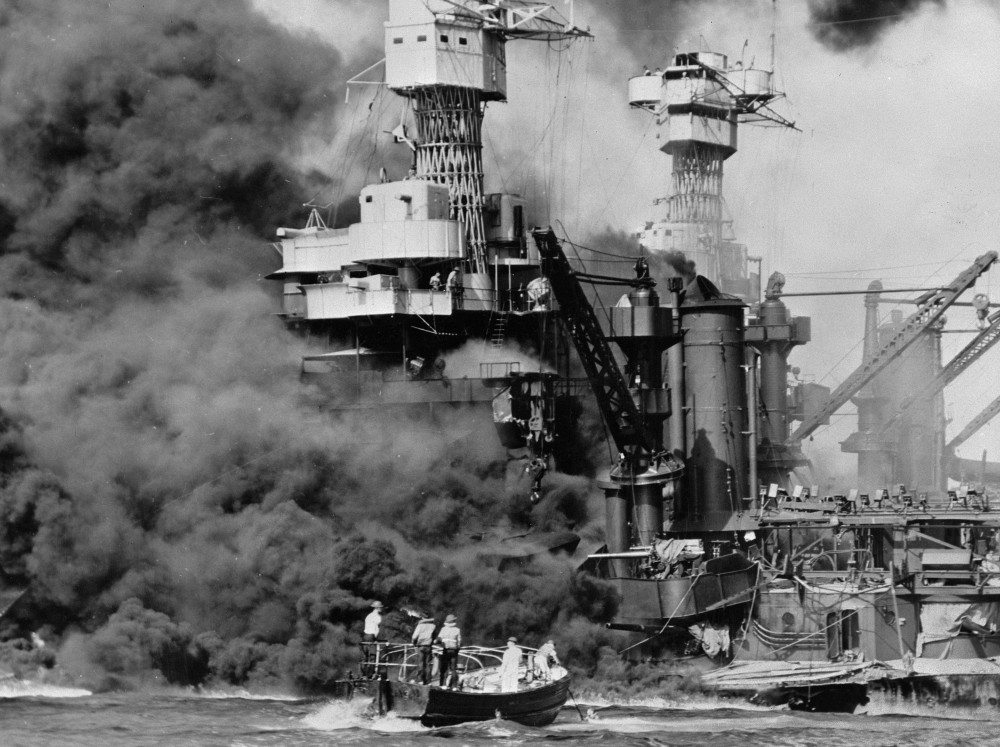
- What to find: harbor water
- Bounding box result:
[3,683,1000,747]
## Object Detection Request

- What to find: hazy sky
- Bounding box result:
[256,0,1000,478]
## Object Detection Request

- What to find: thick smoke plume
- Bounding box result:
[0,0,622,694]
[807,0,944,50]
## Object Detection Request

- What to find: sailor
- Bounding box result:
[499,636,522,693]
[526,457,547,504]
[436,614,462,688]
[534,639,559,682]
[430,272,442,291]
[411,615,436,684]
[362,601,383,676]
[445,266,459,293]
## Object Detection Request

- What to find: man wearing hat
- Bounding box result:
[411,615,437,685]
[435,614,462,688]
[499,636,522,693]
[362,601,384,675]
[534,639,559,682]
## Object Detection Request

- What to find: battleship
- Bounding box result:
[268,0,1000,717]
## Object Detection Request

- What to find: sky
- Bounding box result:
[255,0,1000,479]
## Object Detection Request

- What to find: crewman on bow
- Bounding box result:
[362,601,383,676]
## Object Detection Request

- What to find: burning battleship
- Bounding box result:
[269,0,1000,716]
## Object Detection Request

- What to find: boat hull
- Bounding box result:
[385,676,571,727]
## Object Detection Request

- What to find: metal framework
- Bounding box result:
[438,1,588,40]
[947,392,1000,454]
[388,3,589,276]
[792,251,998,441]
[667,143,725,225]
[879,309,1000,434]
[532,229,651,461]
[413,86,488,273]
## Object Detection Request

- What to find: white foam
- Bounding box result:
[302,699,430,733]
[564,712,789,728]
[194,686,303,701]
[0,679,91,698]
[301,699,366,730]
[573,692,782,712]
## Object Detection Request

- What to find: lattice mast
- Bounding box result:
[384,0,589,276]
[628,51,794,299]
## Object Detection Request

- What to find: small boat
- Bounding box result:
[368,643,571,727]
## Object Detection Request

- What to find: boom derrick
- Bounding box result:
[532,228,662,472]
[792,251,998,442]
[878,307,1000,437]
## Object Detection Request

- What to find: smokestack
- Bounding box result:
[745,272,811,488]
[669,287,752,532]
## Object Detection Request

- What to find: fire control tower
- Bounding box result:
[384,0,590,287]
[628,52,793,301]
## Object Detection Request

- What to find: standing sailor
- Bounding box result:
[499,636,522,693]
[436,614,462,688]
[362,601,383,675]
[411,616,436,684]
[445,265,462,308]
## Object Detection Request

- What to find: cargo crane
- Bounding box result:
[532,228,682,567]
[791,251,998,442]
[944,390,1000,486]
[948,395,1000,456]
[531,228,670,470]
[877,307,1000,436]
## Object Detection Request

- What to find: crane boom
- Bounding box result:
[531,228,651,459]
[947,392,1000,454]
[791,251,998,441]
[878,308,1000,434]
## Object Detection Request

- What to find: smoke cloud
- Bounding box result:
[806,0,945,50]
[0,1,617,696]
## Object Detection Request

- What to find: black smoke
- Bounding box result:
[0,0,625,695]
[807,0,944,50]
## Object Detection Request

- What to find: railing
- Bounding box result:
[362,641,541,682]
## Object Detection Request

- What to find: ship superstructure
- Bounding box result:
[627,51,793,301]
[267,1,590,477]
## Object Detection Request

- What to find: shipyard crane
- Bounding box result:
[791,251,998,441]
[877,307,1000,436]
[530,228,658,469]
[947,393,1000,455]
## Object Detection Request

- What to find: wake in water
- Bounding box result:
[0,678,90,699]
[302,698,428,734]
[194,685,307,701]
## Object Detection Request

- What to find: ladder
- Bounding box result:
[490,310,509,347]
